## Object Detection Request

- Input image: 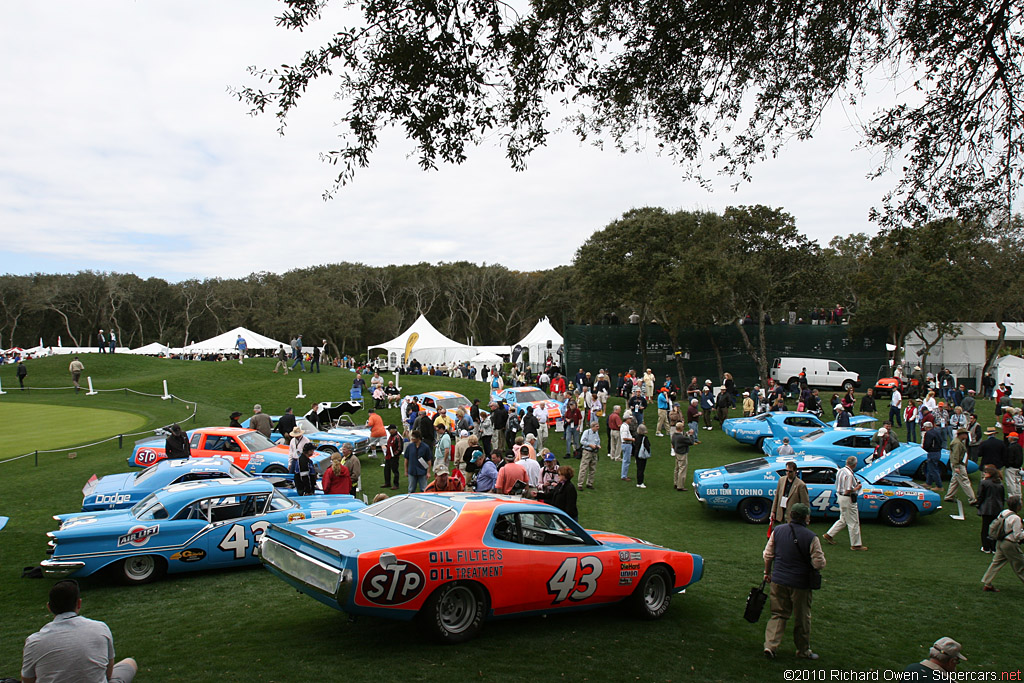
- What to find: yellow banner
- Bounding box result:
[403,332,419,365]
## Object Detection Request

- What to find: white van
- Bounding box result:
[770,357,861,391]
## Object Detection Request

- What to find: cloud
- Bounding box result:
[0,1,899,281]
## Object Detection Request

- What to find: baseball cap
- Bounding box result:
[460,429,470,437]
[387,424,398,431]
[544,453,556,461]
[930,637,966,661]
[434,464,449,476]
[253,404,261,411]
[1010,432,1020,440]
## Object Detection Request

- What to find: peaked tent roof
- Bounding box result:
[368,315,476,365]
[129,342,172,355]
[515,317,564,348]
[183,326,289,353]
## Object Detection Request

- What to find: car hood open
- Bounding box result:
[858,444,927,482]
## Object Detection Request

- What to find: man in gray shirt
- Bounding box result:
[22,580,136,683]
[578,421,601,490]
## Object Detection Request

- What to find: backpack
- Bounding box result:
[989,512,1013,541]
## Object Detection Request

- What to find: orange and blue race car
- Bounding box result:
[492,386,564,425]
[258,493,703,642]
[128,427,329,476]
[407,391,478,420]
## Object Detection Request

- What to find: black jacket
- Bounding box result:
[1006,443,1023,469]
[165,433,191,459]
[522,412,539,437]
[491,405,508,430]
[979,437,1007,469]
[539,480,578,520]
[276,413,297,439]
[978,477,1005,517]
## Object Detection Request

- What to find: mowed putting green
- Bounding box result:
[0,403,146,457]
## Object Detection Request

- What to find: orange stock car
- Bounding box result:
[258,493,704,642]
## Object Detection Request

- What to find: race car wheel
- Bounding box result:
[119,555,164,584]
[264,464,289,474]
[629,566,673,620]
[421,581,488,644]
[754,437,766,451]
[738,497,772,524]
[881,500,917,527]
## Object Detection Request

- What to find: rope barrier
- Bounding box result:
[0,387,198,466]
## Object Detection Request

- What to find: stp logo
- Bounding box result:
[361,560,425,606]
[135,448,160,465]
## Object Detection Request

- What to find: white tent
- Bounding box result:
[469,352,504,381]
[129,342,172,356]
[368,315,476,369]
[182,327,289,354]
[513,317,563,372]
[995,355,1024,399]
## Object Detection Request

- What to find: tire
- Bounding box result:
[317,445,338,455]
[420,582,488,644]
[738,497,772,524]
[264,464,289,474]
[119,555,164,584]
[754,437,766,451]
[629,565,673,620]
[881,500,918,527]
[842,380,855,392]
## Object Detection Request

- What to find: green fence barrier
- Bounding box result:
[564,323,889,388]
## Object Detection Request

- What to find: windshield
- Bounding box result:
[268,489,296,511]
[361,496,453,534]
[238,432,276,452]
[515,390,548,402]
[437,397,469,410]
[295,418,319,433]
[724,458,768,474]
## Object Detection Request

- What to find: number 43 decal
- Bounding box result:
[547,556,603,603]
[217,521,271,559]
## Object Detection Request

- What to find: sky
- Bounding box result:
[0,2,902,282]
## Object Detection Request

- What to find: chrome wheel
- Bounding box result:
[121,555,158,583]
[643,572,669,613]
[438,584,479,634]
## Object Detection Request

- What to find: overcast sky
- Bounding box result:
[1,2,901,282]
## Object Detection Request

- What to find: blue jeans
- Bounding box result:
[906,421,918,443]
[408,474,427,493]
[564,424,579,455]
[633,410,644,426]
[889,405,903,426]
[925,454,942,487]
[621,443,633,478]
[291,357,306,372]
[940,427,951,450]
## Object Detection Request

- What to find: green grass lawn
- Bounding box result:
[0,355,1018,681]
[0,403,146,457]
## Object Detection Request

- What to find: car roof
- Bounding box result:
[192,427,257,436]
[156,478,274,503]
[414,391,467,400]
[388,492,550,512]
[152,457,234,473]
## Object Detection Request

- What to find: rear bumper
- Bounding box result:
[40,560,85,578]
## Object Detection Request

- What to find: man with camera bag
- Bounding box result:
[762,502,825,661]
[981,495,1024,591]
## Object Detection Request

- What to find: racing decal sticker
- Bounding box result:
[547,556,604,603]
[93,493,132,507]
[118,525,159,547]
[618,551,630,561]
[287,512,305,522]
[170,548,207,562]
[629,551,641,560]
[428,549,504,580]
[331,508,352,515]
[709,497,732,505]
[135,448,160,466]
[306,527,355,541]
[311,510,327,518]
[361,560,426,605]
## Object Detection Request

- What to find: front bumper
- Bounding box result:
[40,560,85,578]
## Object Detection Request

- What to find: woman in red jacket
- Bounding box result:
[322,453,351,495]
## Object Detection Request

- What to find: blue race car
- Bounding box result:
[693,452,942,527]
[80,458,297,512]
[722,411,877,448]
[242,415,371,455]
[41,479,364,584]
[759,417,979,479]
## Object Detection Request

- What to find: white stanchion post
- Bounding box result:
[0,377,6,395]
[161,379,171,400]
[86,376,98,396]
[296,378,306,399]
[394,371,401,392]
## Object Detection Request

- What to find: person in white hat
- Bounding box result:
[905,637,966,674]
[742,391,754,417]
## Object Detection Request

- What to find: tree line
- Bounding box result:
[3,205,1021,383]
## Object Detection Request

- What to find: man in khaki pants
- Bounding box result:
[944,427,977,505]
[823,456,867,550]
[577,421,601,490]
[671,422,695,491]
[608,406,623,460]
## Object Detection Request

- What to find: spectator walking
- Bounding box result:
[1006,432,1023,500]
[290,335,305,372]
[921,421,944,490]
[771,461,809,525]
[634,424,652,489]
[859,388,876,417]
[68,356,84,393]
[762,503,825,661]
[981,495,1024,590]
[672,423,695,491]
[234,334,247,364]
[944,428,977,505]
[823,456,867,550]
[16,360,27,389]
[273,345,290,374]
[578,421,601,490]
